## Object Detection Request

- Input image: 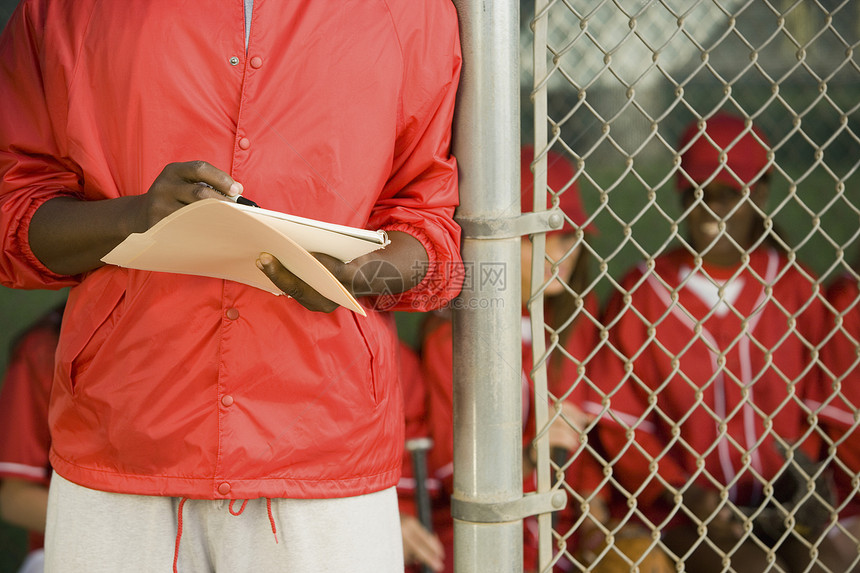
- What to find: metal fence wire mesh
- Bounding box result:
[524,1,860,572]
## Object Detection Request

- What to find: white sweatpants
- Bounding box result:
[45,472,403,573]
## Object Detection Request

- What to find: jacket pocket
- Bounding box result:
[350,312,383,405]
[57,268,127,394]
[349,312,399,408]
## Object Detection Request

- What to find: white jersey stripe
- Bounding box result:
[0,461,48,480]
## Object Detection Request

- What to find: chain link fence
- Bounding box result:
[525,1,860,571]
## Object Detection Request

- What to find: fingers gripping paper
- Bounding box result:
[101,199,389,316]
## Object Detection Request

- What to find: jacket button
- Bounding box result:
[229,56,240,66]
[250,56,263,69]
[218,482,231,495]
[238,138,251,150]
[221,395,234,407]
[226,308,239,320]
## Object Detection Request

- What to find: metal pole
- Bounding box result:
[451,1,523,572]
[530,3,552,569]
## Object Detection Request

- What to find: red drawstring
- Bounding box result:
[228,499,248,515]
[173,497,188,573]
[266,498,279,544]
[227,498,277,543]
[173,497,279,572]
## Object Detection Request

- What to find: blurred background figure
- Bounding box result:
[819,267,860,571]
[590,113,844,573]
[397,146,629,572]
[0,303,63,573]
[397,339,446,573]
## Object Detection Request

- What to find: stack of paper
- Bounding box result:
[101,199,389,315]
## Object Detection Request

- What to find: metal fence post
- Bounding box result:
[451,1,524,571]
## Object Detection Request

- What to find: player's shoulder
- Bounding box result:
[5,0,100,56]
[825,271,859,307]
[767,249,819,284]
[9,304,64,359]
[381,0,459,35]
[615,250,682,288]
[14,0,98,28]
[828,271,858,292]
[381,0,457,16]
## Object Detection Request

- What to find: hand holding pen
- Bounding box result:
[135,160,247,232]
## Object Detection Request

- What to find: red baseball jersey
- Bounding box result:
[591,248,828,517]
[0,305,62,550]
[819,273,860,516]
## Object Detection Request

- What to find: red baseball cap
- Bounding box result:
[520,145,589,234]
[676,113,771,192]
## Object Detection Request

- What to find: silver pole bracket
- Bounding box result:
[450,490,568,523]
[457,209,565,239]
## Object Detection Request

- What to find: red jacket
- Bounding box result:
[592,248,827,512]
[0,1,463,500]
[819,273,860,515]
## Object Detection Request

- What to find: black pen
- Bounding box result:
[201,182,261,208]
[235,195,260,208]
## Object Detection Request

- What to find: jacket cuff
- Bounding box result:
[371,222,463,312]
[8,192,81,288]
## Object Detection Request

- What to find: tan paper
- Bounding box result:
[101,199,389,316]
